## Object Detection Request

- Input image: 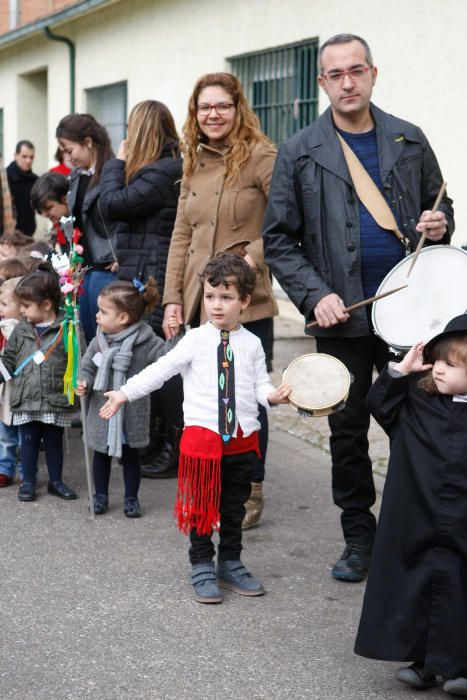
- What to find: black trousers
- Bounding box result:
[19,422,64,483]
[189,450,256,564]
[316,333,394,545]
[93,445,141,498]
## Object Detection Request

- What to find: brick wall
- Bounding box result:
[0,0,79,35]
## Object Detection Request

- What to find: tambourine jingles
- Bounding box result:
[282,353,351,417]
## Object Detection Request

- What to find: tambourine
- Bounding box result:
[282,353,351,417]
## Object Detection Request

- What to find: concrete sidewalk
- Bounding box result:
[1,311,445,700]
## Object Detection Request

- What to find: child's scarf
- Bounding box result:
[94,322,142,458]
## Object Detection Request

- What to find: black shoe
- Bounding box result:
[124,496,141,518]
[141,442,178,479]
[93,493,108,515]
[47,480,77,500]
[18,481,36,501]
[331,543,372,582]
[395,663,437,689]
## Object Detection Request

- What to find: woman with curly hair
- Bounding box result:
[163,72,278,528]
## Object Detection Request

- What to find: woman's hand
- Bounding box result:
[99,390,128,419]
[116,139,128,162]
[163,304,184,339]
[393,341,433,375]
[267,382,292,405]
[76,380,87,396]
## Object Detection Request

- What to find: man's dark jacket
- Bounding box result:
[6,161,38,236]
[262,104,454,337]
[99,142,182,332]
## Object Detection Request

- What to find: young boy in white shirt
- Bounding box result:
[100,252,291,603]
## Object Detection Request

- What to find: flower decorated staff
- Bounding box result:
[51,215,95,517]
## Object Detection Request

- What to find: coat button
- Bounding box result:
[192,191,196,196]
[347,242,356,252]
[347,198,355,205]
[346,221,353,228]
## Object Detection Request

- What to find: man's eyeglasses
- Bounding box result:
[322,66,372,83]
[197,103,235,116]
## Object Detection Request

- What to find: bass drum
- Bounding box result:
[282,353,351,417]
[372,245,467,353]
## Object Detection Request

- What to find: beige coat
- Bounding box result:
[163,141,278,325]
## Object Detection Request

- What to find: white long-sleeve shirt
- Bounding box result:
[121,322,275,437]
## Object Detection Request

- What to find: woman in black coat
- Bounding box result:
[56,114,118,343]
[99,100,183,477]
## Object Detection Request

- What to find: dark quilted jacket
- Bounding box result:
[99,141,182,332]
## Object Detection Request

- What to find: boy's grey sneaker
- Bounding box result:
[395,663,436,689]
[191,562,223,604]
[443,678,467,696]
[216,559,265,596]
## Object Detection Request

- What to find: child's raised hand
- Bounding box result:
[394,341,433,375]
[267,382,292,405]
[99,390,127,419]
[75,380,87,396]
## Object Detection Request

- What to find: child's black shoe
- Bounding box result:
[47,480,77,500]
[124,496,141,518]
[18,482,36,501]
[93,493,108,515]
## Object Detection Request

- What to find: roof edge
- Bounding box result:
[0,0,119,49]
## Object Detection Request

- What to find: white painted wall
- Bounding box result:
[0,0,464,241]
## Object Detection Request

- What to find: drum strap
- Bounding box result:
[336,131,411,252]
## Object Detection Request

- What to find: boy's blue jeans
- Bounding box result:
[0,420,22,480]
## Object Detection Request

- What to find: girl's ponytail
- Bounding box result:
[14,262,62,312]
[99,277,160,324]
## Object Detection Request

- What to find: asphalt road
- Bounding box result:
[0,412,447,699]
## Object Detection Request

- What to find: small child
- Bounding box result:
[354,314,467,696]
[31,172,70,253]
[0,230,32,260]
[1,263,81,502]
[76,277,175,518]
[100,253,291,603]
[0,277,23,486]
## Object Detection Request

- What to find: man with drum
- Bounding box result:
[262,33,454,582]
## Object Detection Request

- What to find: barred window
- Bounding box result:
[229,39,319,145]
[86,81,127,150]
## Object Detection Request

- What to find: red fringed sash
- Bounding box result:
[174,427,222,536]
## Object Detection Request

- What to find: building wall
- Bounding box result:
[0,0,464,242]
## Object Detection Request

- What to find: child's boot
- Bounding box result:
[124,496,141,518]
[443,678,467,696]
[242,482,264,530]
[216,559,265,596]
[93,493,109,515]
[18,481,36,501]
[191,562,223,604]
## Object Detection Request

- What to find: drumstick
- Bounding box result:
[407,181,447,277]
[306,284,408,329]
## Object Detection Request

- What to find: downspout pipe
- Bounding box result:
[43,26,75,113]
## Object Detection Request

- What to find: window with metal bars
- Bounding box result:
[86,81,127,151]
[228,39,319,145]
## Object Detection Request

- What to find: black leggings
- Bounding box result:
[19,421,64,483]
[93,445,141,498]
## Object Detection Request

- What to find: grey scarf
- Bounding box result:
[94,322,142,458]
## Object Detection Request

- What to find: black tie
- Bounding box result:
[218,330,236,443]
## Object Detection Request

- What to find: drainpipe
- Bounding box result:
[43,26,75,113]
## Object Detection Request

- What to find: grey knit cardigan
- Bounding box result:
[81,322,173,453]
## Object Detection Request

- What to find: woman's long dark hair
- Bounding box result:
[56,113,113,187]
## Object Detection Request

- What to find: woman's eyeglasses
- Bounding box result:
[197,103,235,116]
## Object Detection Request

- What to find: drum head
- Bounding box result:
[372,245,467,351]
[282,353,351,417]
